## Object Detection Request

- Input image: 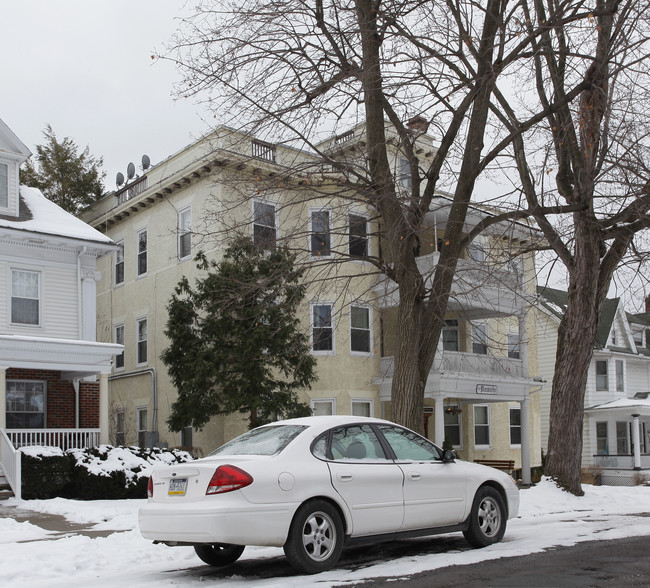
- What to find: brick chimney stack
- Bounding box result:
[407,115,429,133]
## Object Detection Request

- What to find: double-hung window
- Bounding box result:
[399,157,412,188]
[114,240,124,286]
[471,322,488,355]
[508,333,520,359]
[616,422,629,454]
[6,380,45,428]
[311,398,335,416]
[310,209,331,257]
[474,405,490,447]
[312,303,334,353]
[350,305,371,353]
[253,201,277,249]
[137,318,148,365]
[442,319,459,351]
[596,422,608,454]
[444,407,462,447]
[11,269,40,325]
[349,213,369,257]
[137,407,148,448]
[510,407,521,445]
[114,410,125,446]
[178,207,192,260]
[351,399,372,417]
[596,360,608,391]
[114,324,125,369]
[137,229,147,277]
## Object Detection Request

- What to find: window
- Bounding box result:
[474,405,490,447]
[596,421,608,454]
[616,421,629,454]
[178,207,192,260]
[349,213,369,257]
[444,406,462,447]
[442,319,459,351]
[510,407,521,445]
[469,237,486,263]
[328,424,387,461]
[615,360,624,392]
[378,425,442,461]
[114,324,125,369]
[114,240,124,286]
[6,380,45,428]
[311,399,335,416]
[114,410,125,445]
[350,306,371,353]
[508,333,520,359]
[351,400,372,417]
[137,318,148,365]
[181,426,193,448]
[253,201,277,248]
[310,209,331,257]
[472,322,488,355]
[399,157,412,188]
[137,229,147,276]
[137,407,148,448]
[312,304,333,353]
[596,360,608,391]
[0,162,8,208]
[11,269,40,325]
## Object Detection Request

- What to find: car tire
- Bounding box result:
[283,499,344,574]
[194,543,245,567]
[463,486,507,548]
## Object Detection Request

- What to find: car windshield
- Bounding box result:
[208,425,307,457]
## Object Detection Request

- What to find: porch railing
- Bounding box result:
[6,429,101,450]
[1,429,21,500]
[592,454,650,469]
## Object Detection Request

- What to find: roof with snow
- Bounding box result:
[0,186,114,248]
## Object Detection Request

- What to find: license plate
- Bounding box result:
[168,478,187,496]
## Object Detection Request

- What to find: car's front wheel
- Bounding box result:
[283,499,344,574]
[463,486,507,547]
[194,543,245,567]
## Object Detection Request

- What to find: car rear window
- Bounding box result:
[208,425,307,456]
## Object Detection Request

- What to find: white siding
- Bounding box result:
[42,265,79,338]
[536,311,558,453]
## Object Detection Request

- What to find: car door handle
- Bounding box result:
[336,473,353,482]
[408,473,422,481]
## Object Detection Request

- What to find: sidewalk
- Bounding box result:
[0,495,125,539]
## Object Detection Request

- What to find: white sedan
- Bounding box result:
[139,415,519,574]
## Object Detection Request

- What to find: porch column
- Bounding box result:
[434,396,445,447]
[0,367,6,429]
[99,372,109,445]
[632,413,641,470]
[520,395,531,485]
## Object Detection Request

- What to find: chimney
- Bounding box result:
[407,115,429,133]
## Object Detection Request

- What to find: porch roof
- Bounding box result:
[0,334,122,378]
[585,397,650,417]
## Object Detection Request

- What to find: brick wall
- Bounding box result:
[6,368,99,428]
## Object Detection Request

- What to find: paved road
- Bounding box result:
[342,535,650,588]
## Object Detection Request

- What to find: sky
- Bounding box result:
[2,477,650,587]
[1,1,206,191]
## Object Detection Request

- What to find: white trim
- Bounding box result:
[351,398,374,418]
[350,304,373,356]
[310,398,336,416]
[136,316,148,367]
[348,210,370,258]
[177,205,192,261]
[136,228,148,278]
[9,267,41,328]
[114,323,125,371]
[509,405,522,448]
[114,239,124,287]
[308,207,333,259]
[252,199,279,248]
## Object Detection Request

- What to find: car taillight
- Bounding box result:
[147,475,153,498]
[206,465,253,495]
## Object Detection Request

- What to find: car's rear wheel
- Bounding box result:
[283,499,344,574]
[194,543,245,567]
[463,486,506,547]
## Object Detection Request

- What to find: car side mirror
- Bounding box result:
[442,449,456,463]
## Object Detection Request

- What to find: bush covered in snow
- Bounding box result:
[19,445,193,500]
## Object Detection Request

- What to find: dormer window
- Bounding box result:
[0,163,8,208]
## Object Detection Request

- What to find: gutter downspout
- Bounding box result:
[109,368,158,436]
[77,246,87,340]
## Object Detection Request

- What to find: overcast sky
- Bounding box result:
[1,1,207,190]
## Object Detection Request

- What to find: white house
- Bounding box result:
[537,286,650,485]
[0,117,123,497]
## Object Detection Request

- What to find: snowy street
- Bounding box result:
[1,478,649,588]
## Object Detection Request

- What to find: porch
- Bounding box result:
[1,428,100,500]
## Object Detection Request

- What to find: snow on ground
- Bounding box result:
[1,478,649,588]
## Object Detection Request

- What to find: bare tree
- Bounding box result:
[492,0,650,494]
[160,0,612,437]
